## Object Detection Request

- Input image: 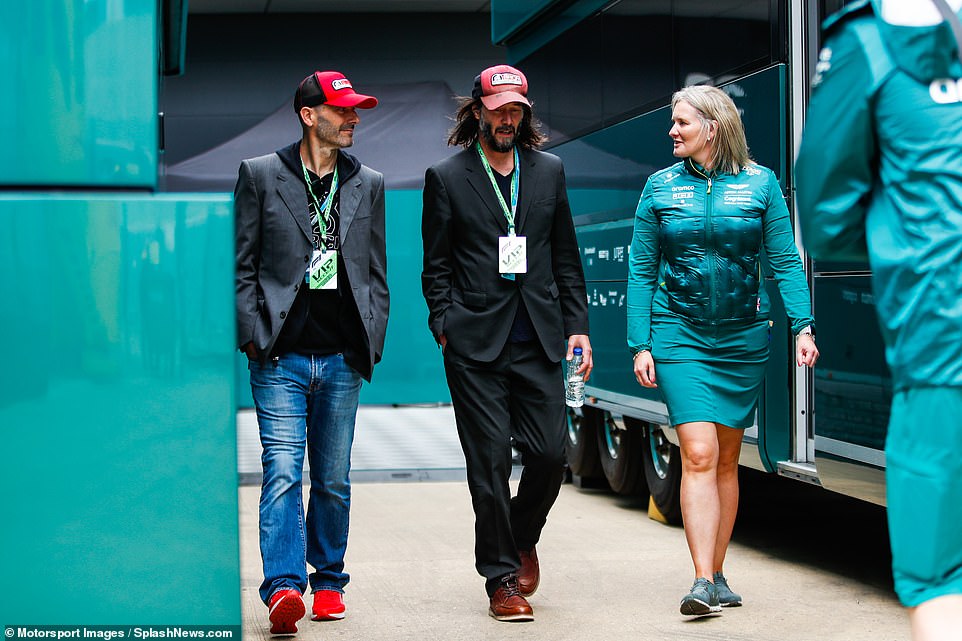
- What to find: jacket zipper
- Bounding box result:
[690,161,716,320]
[707,177,715,320]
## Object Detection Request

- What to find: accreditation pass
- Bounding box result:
[308,249,338,290]
[499,235,527,274]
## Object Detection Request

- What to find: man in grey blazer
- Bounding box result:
[235,70,388,635]
[421,65,592,622]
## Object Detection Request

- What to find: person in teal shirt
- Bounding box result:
[796,1,962,639]
[628,85,819,616]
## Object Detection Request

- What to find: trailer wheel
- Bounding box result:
[596,412,649,496]
[641,423,683,524]
[565,406,604,479]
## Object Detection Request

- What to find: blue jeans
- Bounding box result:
[249,352,362,604]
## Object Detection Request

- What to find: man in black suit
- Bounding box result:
[235,71,388,635]
[421,65,592,622]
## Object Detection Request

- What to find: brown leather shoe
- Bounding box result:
[488,574,534,621]
[517,547,540,597]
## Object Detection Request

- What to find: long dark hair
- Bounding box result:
[446,97,547,150]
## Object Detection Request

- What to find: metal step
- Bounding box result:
[777,460,821,486]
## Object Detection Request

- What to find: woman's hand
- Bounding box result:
[633,350,658,388]
[796,333,819,367]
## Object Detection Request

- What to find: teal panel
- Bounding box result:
[552,66,787,194]
[576,218,632,283]
[492,0,609,61]
[161,0,189,76]
[575,219,656,403]
[362,190,450,404]
[812,276,891,450]
[568,189,643,223]
[0,1,157,188]
[236,352,254,408]
[583,279,663,405]
[0,193,239,624]
[491,0,559,43]
[235,190,451,408]
[558,104,674,186]
[759,279,791,471]
[740,66,788,186]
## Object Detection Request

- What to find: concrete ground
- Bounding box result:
[237,481,909,641]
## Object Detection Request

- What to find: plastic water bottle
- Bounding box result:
[565,347,585,408]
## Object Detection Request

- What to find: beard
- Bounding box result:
[314,119,354,148]
[480,118,518,153]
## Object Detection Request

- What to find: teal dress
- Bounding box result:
[650,315,770,429]
[627,158,814,429]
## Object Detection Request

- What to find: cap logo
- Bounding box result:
[331,78,353,91]
[490,72,523,87]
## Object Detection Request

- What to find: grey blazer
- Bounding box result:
[234,148,389,380]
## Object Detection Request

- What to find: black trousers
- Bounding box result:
[443,340,567,596]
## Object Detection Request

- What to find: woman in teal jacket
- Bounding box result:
[628,85,819,616]
[796,1,962,638]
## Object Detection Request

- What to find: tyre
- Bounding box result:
[565,405,604,480]
[596,412,649,496]
[641,422,683,524]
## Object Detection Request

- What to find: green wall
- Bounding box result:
[490,0,609,61]
[0,1,157,188]
[0,195,239,624]
[0,0,240,628]
[360,190,451,404]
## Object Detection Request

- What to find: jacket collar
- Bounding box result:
[464,144,539,233]
[274,140,366,243]
[276,140,362,183]
[683,157,715,181]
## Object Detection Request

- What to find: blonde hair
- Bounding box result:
[671,85,751,175]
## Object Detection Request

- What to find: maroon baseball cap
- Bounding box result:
[472,64,530,110]
[293,71,378,111]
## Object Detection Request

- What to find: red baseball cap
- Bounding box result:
[293,71,378,111]
[472,64,530,110]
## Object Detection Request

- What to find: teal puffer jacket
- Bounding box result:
[628,158,814,353]
[796,0,962,391]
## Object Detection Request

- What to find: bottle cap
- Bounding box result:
[573,347,583,355]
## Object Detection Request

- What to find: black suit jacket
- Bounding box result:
[421,146,588,363]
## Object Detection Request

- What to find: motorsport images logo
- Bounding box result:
[5,627,239,640]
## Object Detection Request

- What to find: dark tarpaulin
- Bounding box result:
[163,80,648,193]
[163,82,461,192]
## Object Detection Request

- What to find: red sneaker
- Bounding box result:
[311,590,346,621]
[267,589,305,635]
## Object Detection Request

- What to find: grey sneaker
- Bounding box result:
[713,572,742,607]
[679,577,721,616]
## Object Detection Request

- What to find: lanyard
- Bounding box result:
[301,159,339,250]
[476,142,520,236]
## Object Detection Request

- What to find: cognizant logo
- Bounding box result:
[929,78,962,104]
